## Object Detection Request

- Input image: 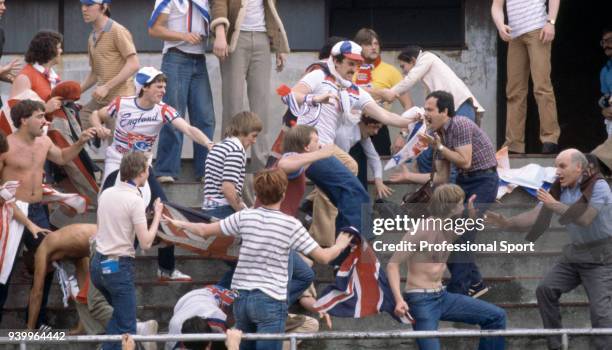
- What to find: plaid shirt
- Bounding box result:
[436,116,497,173]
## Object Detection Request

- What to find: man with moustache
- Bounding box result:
[0,99,96,326]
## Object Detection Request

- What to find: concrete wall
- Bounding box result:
[0,0,498,157]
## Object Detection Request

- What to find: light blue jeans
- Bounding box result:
[234,289,288,350]
[154,50,215,179]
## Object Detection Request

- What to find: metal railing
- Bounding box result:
[3,328,612,350]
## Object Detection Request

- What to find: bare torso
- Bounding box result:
[0,134,52,203]
[44,224,97,262]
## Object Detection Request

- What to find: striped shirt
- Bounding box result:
[506,0,548,39]
[202,137,246,209]
[220,207,320,301]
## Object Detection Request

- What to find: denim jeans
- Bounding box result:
[154,50,215,179]
[234,289,288,350]
[305,156,374,241]
[286,251,315,306]
[101,167,176,272]
[416,99,476,179]
[446,171,499,295]
[404,289,505,350]
[90,252,136,350]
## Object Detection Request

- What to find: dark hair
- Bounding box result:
[361,115,381,125]
[397,45,422,64]
[319,36,346,60]
[10,99,46,128]
[332,54,346,64]
[254,168,288,205]
[0,131,8,154]
[180,317,226,350]
[426,91,455,117]
[25,30,63,65]
[97,3,111,17]
[603,26,612,36]
[138,73,167,97]
[119,152,148,182]
[353,28,379,46]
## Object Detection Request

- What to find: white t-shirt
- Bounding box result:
[220,207,319,301]
[335,124,383,179]
[166,285,236,350]
[154,0,210,54]
[297,69,374,145]
[102,97,179,182]
[240,0,266,32]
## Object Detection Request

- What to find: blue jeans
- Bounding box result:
[305,156,374,241]
[404,289,505,350]
[234,289,288,350]
[446,171,499,295]
[416,99,476,179]
[287,251,315,306]
[154,50,215,179]
[102,167,176,272]
[90,252,136,350]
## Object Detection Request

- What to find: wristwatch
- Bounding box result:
[547,19,556,25]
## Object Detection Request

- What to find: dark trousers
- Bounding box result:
[0,203,53,327]
[102,167,176,272]
[536,245,612,350]
[349,142,368,190]
[446,171,499,295]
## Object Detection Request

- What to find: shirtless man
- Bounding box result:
[0,99,96,327]
[386,184,506,350]
[27,223,96,330]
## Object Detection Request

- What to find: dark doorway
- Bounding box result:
[496,0,612,153]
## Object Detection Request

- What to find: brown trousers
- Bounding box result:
[504,29,560,153]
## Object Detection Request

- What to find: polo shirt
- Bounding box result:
[88,19,137,105]
[95,181,147,258]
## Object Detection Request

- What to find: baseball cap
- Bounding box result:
[134,66,164,95]
[80,0,111,5]
[331,41,364,62]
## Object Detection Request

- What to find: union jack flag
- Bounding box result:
[314,239,413,324]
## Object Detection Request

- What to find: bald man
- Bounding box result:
[26,224,96,330]
[487,149,612,350]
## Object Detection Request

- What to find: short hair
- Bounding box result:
[585,153,601,175]
[282,125,317,153]
[180,316,222,350]
[603,26,612,36]
[361,115,381,125]
[254,168,288,205]
[25,30,63,65]
[428,184,465,217]
[353,28,379,46]
[397,45,423,64]
[569,150,588,171]
[138,73,167,98]
[119,152,148,182]
[319,36,347,60]
[0,131,7,154]
[10,99,46,128]
[426,91,455,117]
[224,111,263,138]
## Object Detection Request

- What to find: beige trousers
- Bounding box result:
[307,146,358,247]
[504,29,560,153]
[220,31,277,171]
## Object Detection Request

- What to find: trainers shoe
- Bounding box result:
[156,176,175,184]
[468,281,490,299]
[136,319,158,350]
[157,268,192,282]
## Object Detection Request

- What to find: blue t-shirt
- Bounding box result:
[559,179,612,244]
[600,59,612,95]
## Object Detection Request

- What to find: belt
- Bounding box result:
[572,236,612,251]
[167,47,205,59]
[404,286,445,294]
[95,251,132,260]
[460,166,496,177]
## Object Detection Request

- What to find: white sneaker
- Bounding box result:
[136,319,158,350]
[156,176,175,184]
[157,268,192,282]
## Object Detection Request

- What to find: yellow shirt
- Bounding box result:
[354,58,404,110]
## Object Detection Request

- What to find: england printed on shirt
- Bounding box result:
[107,96,179,153]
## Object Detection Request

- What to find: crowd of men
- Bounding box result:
[0,0,611,350]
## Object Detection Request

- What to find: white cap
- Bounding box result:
[134,66,164,95]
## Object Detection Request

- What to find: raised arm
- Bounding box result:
[89,107,112,139]
[277,145,335,174]
[162,214,223,238]
[171,118,213,150]
[308,232,352,264]
[362,102,411,128]
[134,199,164,250]
[46,129,96,165]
